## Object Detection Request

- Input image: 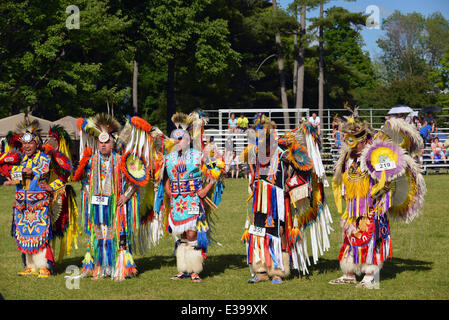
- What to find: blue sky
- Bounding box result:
[278,0,449,59]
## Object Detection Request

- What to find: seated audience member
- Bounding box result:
[444,139,449,162]
[414,117,422,130]
[430,119,438,136]
[228,113,238,133]
[237,113,249,132]
[308,112,320,135]
[431,137,446,164]
[419,121,432,143]
[333,128,343,149]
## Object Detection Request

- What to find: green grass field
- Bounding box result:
[0,175,448,300]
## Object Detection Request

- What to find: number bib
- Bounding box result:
[374,160,396,171]
[11,171,23,181]
[188,205,200,215]
[91,195,109,206]
[248,225,266,237]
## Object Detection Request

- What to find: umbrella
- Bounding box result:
[408,111,419,118]
[388,105,413,115]
[420,106,442,113]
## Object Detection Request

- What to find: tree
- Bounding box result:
[318,0,324,133]
[430,45,449,108]
[424,12,449,68]
[377,11,428,81]
[289,0,320,122]
[139,0,240,133]
[272,0,290,128]
[321,6,374,108]
[0,0,133,119]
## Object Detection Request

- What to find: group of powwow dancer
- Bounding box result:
[0,106,426,288]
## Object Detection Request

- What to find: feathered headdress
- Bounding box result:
[187,109,209,151]
[42,125,73,178]
[77,113,121,157]
[170,112,192,140]
[46,125,72,158]
[16,116,43,145]
[338,103,373,149]
[376,118,423,156]
[252,114,276,135]
[5,131,22,152]
[85,113,121,142]
[48,125,72,147]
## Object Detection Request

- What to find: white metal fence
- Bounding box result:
[203,107,449,175]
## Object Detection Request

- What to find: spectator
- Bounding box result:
[414,116,422,130]
[423,112,434,124]
[419,120,432,144]
[405,114,413,124]
[331,117,339,134]
[237,113,249,132]
[333,128,343,150]
[228,113,238,133]
[224,137,234,173]
[230,151,239,179]
[430,119,438,137]
[431,137,446,164]
[308,112,321,135]
[444,139,449,162]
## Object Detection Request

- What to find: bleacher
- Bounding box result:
[202,108,449,175]
[323,129,449,175]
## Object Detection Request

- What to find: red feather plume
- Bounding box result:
[73,147,92,181]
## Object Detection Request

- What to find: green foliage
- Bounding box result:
[0,0,132,119]
[377,11,429,81]
[430,45,449,109]
[0,0,447,125]
[320,6,374,108]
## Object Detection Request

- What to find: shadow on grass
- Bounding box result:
[134,253,248,279]
[135,255,176,273]
[53,254,432,282]
[53,255,85,275]
[201,254,247,278]
[381,257,433,280]
[52,252,248,279]
[294,257,433,280]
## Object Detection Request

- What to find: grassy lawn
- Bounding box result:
[0,175,448,300]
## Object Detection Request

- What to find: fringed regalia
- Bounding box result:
[74,114,158,281]
[1,117,76,278]
[45,125,81,265]
[330,107,426,288]
[160,111,225,281]
[165,148,204,235]
[241,116,333,283]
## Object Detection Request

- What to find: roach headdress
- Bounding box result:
[16,116,43,145]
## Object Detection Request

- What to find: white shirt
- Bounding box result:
[309,116,320,126]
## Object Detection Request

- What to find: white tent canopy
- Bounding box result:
[0,113,54,137]
[53,115,79,140]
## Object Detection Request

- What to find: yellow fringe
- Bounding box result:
[342,171,370,199]
[332,179,343,214]
[371,170,386,196]
[163,193,171,236]
[389,170,417,218]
